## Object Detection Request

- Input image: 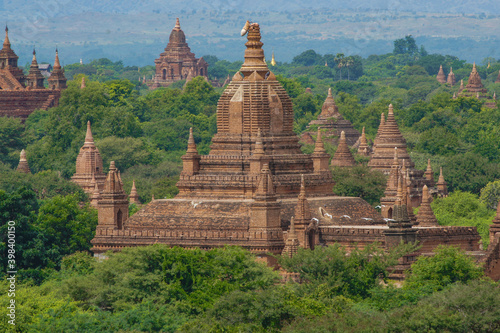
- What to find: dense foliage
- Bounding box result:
[0,245,496,332]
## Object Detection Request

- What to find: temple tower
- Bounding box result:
[311,128,330,173]
[304,88,360,146]
[384,175,416,248]
[436,65,446,83]
[0,26,25,86]
[447,67,456,86]
[463,63,487,94]
[357,127,370,156]
[176,22,334,199]
[249,164,284,251]
[129,180,141,205]
[71,121,107,193]
[368,104,414,173]
[95,161,129,232]
[149,18,208,89]
[416,185,439,227]
[424,159,434,186]
[282,217,300,258]
[331,131,356,167]
[16,149,30,173]
[47,48,67,90]
[25,50,45,89]
[436,167,448,196]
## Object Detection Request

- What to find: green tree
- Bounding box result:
[480,179,500,210]
[332,165,386,205]
[404,245,484,291]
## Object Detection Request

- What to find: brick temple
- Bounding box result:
[0,27,66,120]
[147,18,208,89]
[89,23,499,278]
[301,88,360,147]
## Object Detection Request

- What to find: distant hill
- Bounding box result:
[4,0,500,15]
[1,3,500,66]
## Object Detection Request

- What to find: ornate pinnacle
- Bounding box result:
[314,128,326,153]
[84,121,94,145]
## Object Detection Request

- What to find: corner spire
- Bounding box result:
[186,127,198,154]
[313,128,325,153]
[416,185,439,227]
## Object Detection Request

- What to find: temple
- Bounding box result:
[0,27,66,120]
[301,88,360,146]
[91,22,378,260]
[147,18,208,89]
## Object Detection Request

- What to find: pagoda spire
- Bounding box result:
[240,22,268,79]
[16,149,31,174]
[271,51,276,66]
[181,127,200,176]
[357,126,370,156]
[282,217,300,258]
[84,120,95,146]
[416,185,439,226]
[437,167,448,196]
[436,64,446,83]
[48,48,67,89]
[331,131,355,167]
[318,88,340,119]
[424,158,434,185]
[129,180,141,205]
[26,48,45,89]
[3,25,10,48]
[186,127,198,154]
[447,66,456,86]
[81,76,86,89]
[175,17,181,29]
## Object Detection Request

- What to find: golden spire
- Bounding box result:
[271,51,276,66]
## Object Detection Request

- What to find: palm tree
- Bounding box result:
[334,53,345,80]
[345,56,354,81]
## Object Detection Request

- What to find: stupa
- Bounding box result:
[302,88,360,146]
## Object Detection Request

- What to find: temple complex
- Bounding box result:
[91,22,381,260]
[0,27,66,120]
[85,23,500,280]
[147,18,208,89]
[301,88,360,146]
